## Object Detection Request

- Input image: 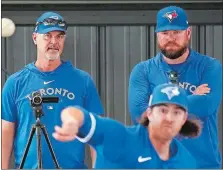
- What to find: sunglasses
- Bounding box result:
[168,71,179,84]
[36,18,68,30]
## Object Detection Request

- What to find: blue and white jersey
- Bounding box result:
[76,106,196,169]
[2,60,104,169]
[128,49,222,168]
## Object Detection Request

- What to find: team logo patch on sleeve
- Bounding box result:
[163,10,178,22]
[161,87,180,100]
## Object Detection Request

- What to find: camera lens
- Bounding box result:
[33,96,42,105]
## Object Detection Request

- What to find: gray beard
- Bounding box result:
[45,53,60,60]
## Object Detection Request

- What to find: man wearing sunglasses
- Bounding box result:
[2,12,104,169]
[128,6,222,168]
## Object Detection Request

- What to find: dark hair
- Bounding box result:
[139,106,202,138]
[179,119,202,137]
[139,114,150,127]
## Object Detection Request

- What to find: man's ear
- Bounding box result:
[32,33,37,45]
[187,27,192,39]
[146,107,152,121]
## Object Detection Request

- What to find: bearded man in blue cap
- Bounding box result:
[2,11,104,169]
[53,83,202,168]
[128,6,222,168]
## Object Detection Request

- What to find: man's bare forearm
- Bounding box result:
[90,146,96,168]
[2,120,15,169]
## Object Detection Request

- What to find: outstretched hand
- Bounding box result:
[53,107,82,142]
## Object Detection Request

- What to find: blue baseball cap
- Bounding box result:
[155,6,189,33]
[149,83,188,111]
[34,12,67,34]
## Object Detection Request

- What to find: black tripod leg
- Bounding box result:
[41,125,60,169]
[19,125,36,169]
[36,125,43,169]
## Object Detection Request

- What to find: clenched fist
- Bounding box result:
[53,107,84,142]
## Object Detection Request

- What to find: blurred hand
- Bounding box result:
[53,107,81,142]
[192,84,210,95]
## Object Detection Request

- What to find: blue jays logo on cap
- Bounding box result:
[161,86,180,100]
[149,83,188,111]
[163,10,178,23]
[155,6,189,33]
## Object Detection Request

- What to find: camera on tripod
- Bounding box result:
[31,91,59,119]
[19,91,60,169]
[31,91,59,107]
